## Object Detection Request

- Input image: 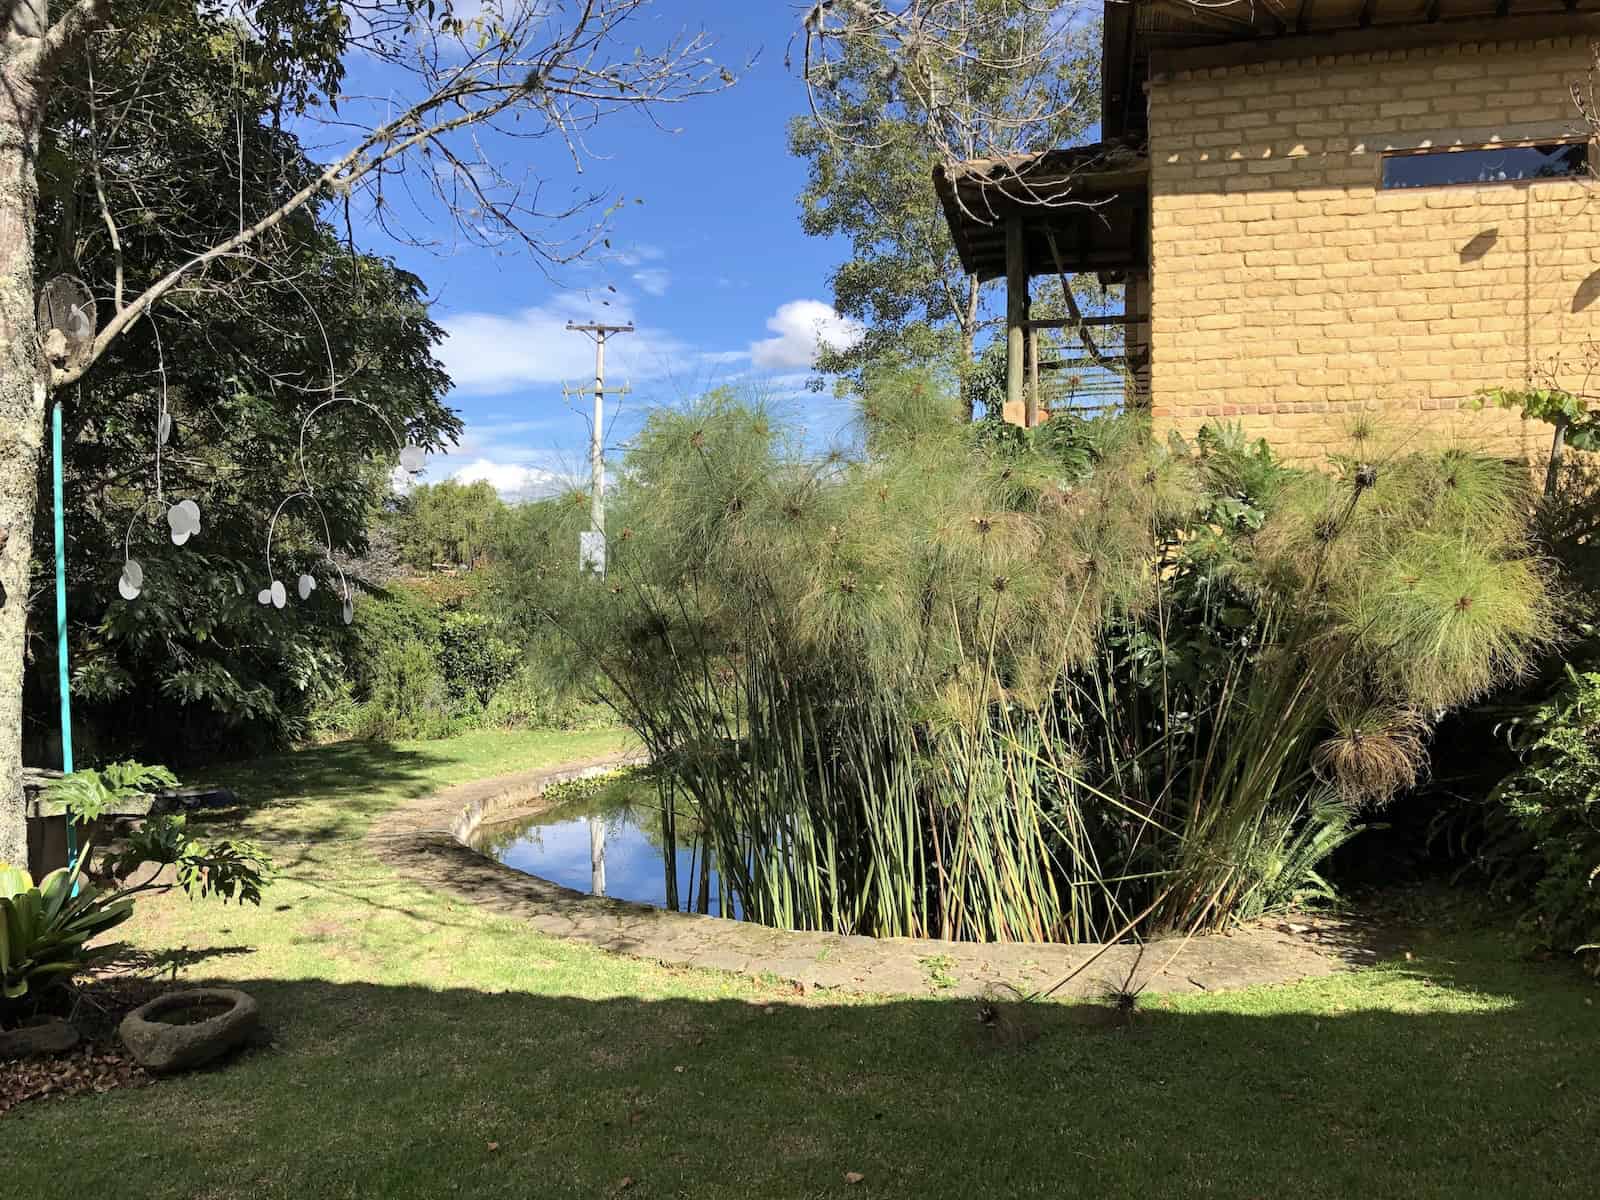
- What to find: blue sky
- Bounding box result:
[349,3,863,498]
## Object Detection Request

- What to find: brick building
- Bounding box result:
[934,1,1600,461]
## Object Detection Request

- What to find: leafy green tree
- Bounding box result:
[391,479,507,570]
[0,0,729,865]
[21,8,457,764]
[790,1,1099,399]
[438,610,519,706]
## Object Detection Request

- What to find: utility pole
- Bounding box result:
[565,321,633,572]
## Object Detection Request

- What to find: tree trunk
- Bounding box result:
[960,275,978,422]
[1544,417,1568,500]
[0,47,49,867]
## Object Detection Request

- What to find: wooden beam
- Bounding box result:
[1005,215,1027,422]
[1024,315,1149,330]
[1026,323,1040,427]
[1120,1,1141,136]
[1041,357,1130,371]
[1150,13,1600,73]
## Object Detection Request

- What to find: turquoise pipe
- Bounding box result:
[53,401,75,878]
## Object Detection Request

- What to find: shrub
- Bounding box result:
[0,860,134,1005]
[480,666,613,732]
[437,610,520,706]
[3,763,271,1016]
[1483,670,1600,973]
[352,637,460,740]
[500,381,1553,943]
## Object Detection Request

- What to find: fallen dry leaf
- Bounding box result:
[844,1171,865,1185]
[486,1142,500,1152]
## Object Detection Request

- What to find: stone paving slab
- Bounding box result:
[367,755,1378,1002]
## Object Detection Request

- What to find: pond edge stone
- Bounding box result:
[368,752,1375,1001]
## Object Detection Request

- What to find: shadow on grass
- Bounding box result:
[11,949,1596,1199]
[184,740,457,873]
[204,739,454,816]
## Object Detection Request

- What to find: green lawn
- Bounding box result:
[8,729,1597,1198]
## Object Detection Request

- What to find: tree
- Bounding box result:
[789,1,1098,397]
[0,0,729,865]
[20,6,459,764]
[390,479,506,570]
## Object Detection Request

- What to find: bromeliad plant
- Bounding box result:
[500,379,1554,944]
[0,857,134,1003]
[1,762,270,1014]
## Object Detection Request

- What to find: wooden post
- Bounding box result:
[1124,270,1151,411]
[1005,214,1026,426]
[1026,322,1040,427]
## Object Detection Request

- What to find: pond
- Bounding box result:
[469,770,741,918]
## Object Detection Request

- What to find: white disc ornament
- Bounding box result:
[341,593,355,625]
[120,559,144,599]
[158,412,173,445]
[258,588,273,605]
[65,304,93,340]
[167,499,201,545]
[399,443,426,473]
[297,573,316,600]
[270,580,287,609]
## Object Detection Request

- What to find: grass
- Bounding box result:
[7,729,1598,1198]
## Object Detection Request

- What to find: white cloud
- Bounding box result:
[613,243,665,268]
[632,268,671,297]
[439,293,692,395]
[449,457,574,501]
[748,300,864,371]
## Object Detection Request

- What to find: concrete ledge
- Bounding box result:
[447,754,648,846]
[368,755,1377,1001]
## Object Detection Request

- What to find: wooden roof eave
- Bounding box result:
[933,148,1151,281]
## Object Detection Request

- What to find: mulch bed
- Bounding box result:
[1,968,167,1117]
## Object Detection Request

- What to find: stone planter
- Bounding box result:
[119,987,259,1074]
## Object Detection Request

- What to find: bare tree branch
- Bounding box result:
[51,0,736,387]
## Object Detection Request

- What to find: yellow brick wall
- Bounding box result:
[1148,34,1600,464]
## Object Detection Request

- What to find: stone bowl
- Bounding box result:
[119,987,259,1074]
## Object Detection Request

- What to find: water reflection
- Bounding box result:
[471,771,740,918]
[589,816,606,895]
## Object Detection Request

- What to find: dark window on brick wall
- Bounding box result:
[1381,141,1589,189]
